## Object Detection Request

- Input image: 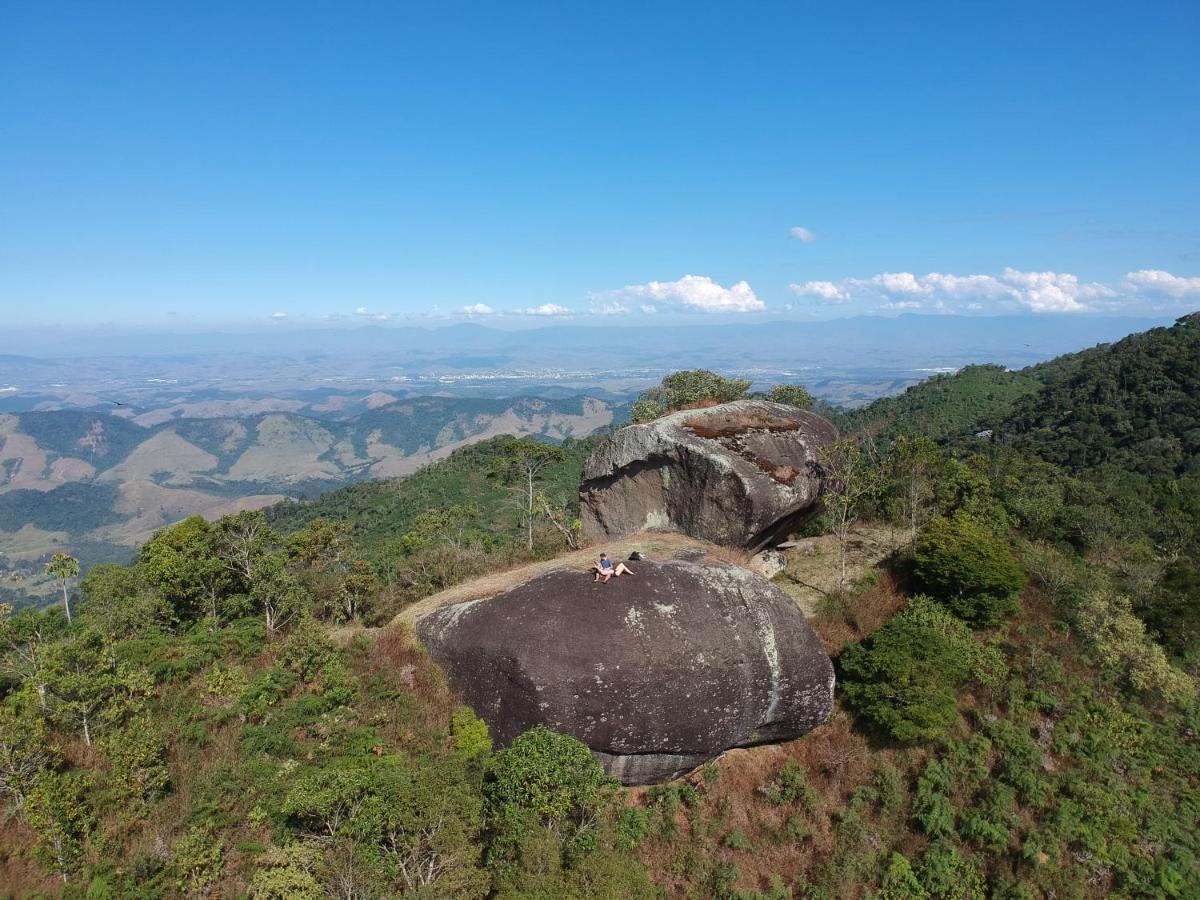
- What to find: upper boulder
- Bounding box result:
[416,558,835,784]
[580,399,838,551]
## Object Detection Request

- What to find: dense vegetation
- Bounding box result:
[1002,312,1200,477]
[629,369,813,423]
[838,364,1041,446]
[267,435,594,559]
[1,316,1197,897]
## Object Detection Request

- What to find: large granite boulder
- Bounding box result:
[417,559,834,784]
[579,399,838,551]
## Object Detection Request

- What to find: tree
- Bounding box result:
[819,439,882,591]
[536,492,582,551]
[140,516,232,621]
[397,506,478,554]
[493,439,565,553]
[102,714,169,812]
[840,596,1006,743]
[484,726,612,836]
[23,770,95,882]
[630,370,751,423]
[80,563,169,641]
[886,435,943,545]
[765,383,814,409]
[0,693,58,813]
[216,511,295,633]
[44,630,151,747]
[0,605,66,711]
[913,514,1024,626]
[283,756,487,897]
[45,552,79,625]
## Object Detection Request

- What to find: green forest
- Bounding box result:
[1,315,1197,897]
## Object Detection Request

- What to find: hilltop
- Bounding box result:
[0,318,1196,897]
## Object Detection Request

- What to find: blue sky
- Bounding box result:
[1,0,1198,328]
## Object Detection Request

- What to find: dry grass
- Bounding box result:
[774,524,896,617]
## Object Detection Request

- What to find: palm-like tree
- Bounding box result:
[45,553,79,624]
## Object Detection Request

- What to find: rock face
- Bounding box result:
[579,400,838,551]
[417,559,835,785]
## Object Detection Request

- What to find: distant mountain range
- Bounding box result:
[0,395,617,601]
[0,314,1174,414]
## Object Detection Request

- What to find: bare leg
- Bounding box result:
[614,563,633,576]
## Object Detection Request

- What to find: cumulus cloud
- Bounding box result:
[515,303,573,317]
[270,311,287,320]
[789,226,817,243]
[790,268,1124,313]
[789,280,851,303]
[1124,269,1200,297]
[591,274,764,313]
[353,306,393,321]
[462,303,496,317]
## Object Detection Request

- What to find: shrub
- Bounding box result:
[913,514,1024,625]
[760,761,815,808]
[249,843,323,899]
[1075,591,1196,705]
[880,851,929,900]
[483,726,612,830]
[765,384,814,409]
[452,706,493,761]
[840,597,1006,743]
[630,370,751,423]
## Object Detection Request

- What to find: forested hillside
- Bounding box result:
[266,435,593,559]
[0,321,1196,898]
[839,364,1041,446]
[1001,312,1200,477]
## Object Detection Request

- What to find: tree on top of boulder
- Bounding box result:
[630,370,751,423]
[763,383,814,410]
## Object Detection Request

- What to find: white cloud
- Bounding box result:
[997,268,1115,312]
[790,268,1120,313]
[789,280,851,303]
[352,306,393,321]
[1124,269,1200,298]
[462,303,496,317]
[592,274,764,313]
[789,226,817,243]
[270,311,287,320]
[515,303,573,317]
[867,272,929,295]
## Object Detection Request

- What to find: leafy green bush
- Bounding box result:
[452,706,493,761]
[483,726,611,829]
[913,514,1024,625]
[840,597,1006,743]
[765,383,814,409]
[629,370,751,423]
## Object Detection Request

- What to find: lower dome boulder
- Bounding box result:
[416,558,834,785]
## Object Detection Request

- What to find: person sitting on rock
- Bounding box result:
[591,553,633,583]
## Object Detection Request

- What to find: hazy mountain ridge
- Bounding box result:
[0,395,619,600]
